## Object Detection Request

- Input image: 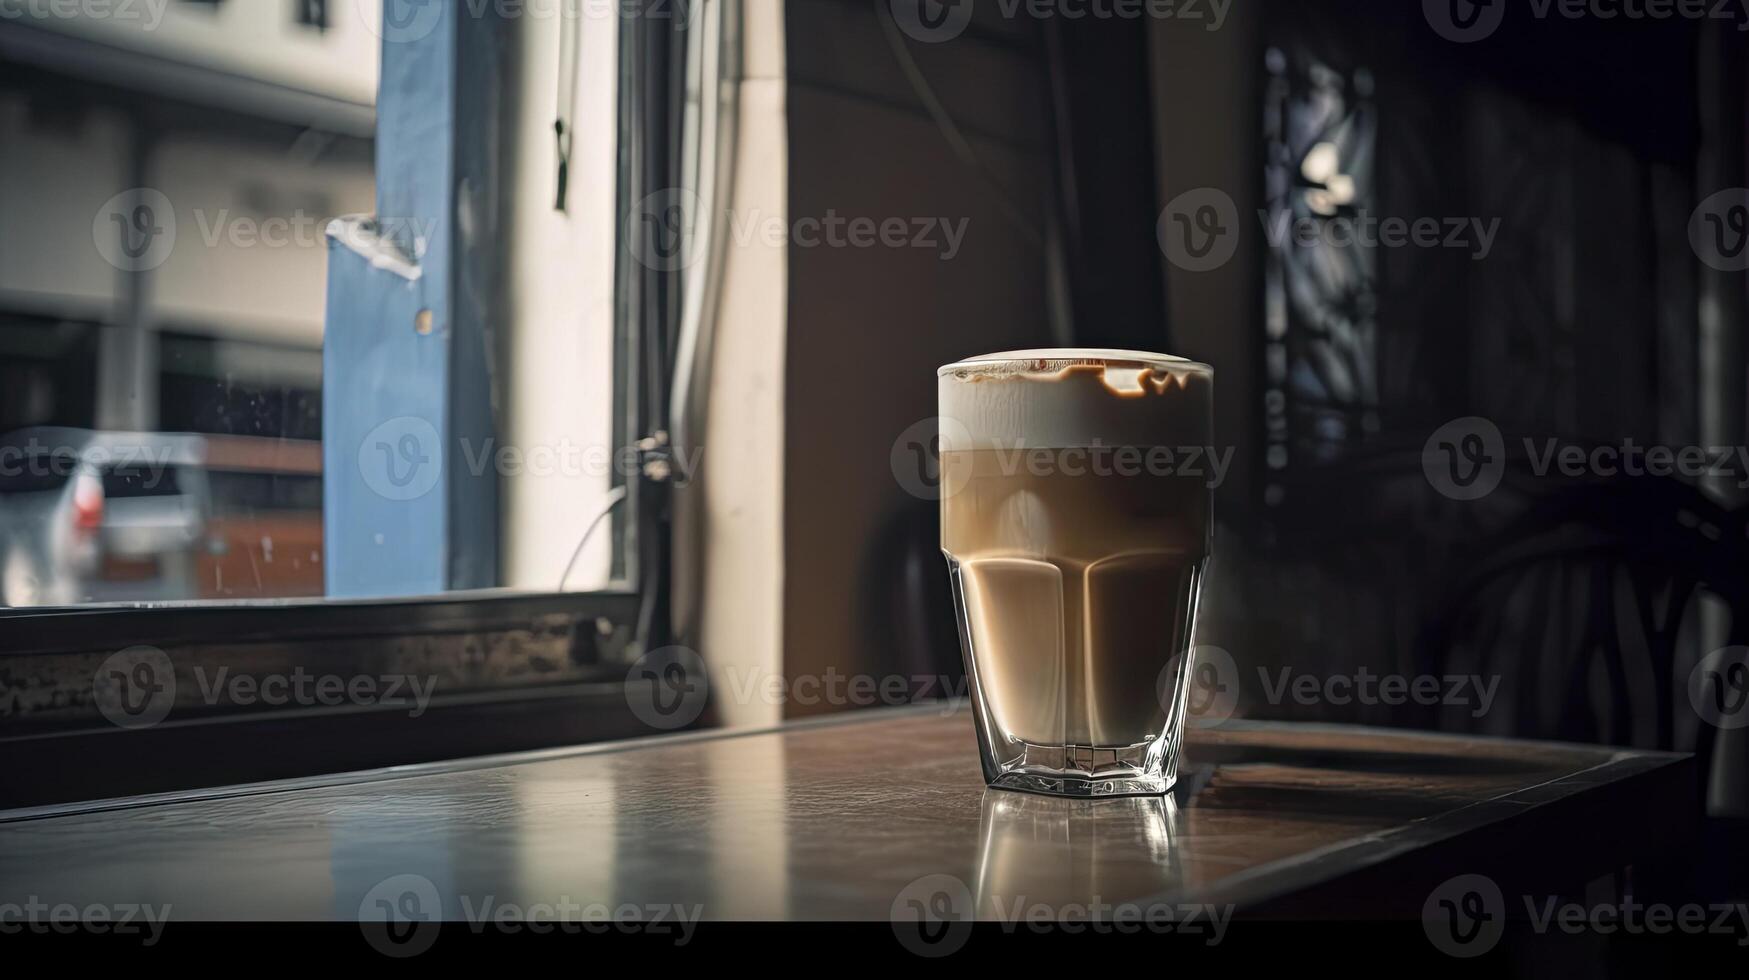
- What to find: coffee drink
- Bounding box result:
[939,349,1213,796]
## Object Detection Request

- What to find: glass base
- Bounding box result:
[946,552,1203,803]
[982,739,1176,798]
[988,770,1174,798]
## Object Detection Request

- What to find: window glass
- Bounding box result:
[0,3,628,607]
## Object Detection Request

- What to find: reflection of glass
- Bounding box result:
[974,789,1182,916]
[940,350,1214,796]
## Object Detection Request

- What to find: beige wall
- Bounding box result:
[688,0,791,728]
[499,3,622,592]
[780,3,1055,715]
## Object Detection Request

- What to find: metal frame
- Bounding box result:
[322,1,505,598]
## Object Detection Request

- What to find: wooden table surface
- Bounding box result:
[0,705,1692,923]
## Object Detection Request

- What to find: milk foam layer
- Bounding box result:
[939,349,1213,451]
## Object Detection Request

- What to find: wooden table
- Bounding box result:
[0,705,1693,928]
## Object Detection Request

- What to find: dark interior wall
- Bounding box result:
[783,0,1057,708]
[781,1,1737,757]
[1149,3,1265,533]
[1165,1,1732,751]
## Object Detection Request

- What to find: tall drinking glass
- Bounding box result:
[939,350,1214,796]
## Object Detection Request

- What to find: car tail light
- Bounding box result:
[72,480,103,532]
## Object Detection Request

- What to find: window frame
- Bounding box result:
[0,0,712,810]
